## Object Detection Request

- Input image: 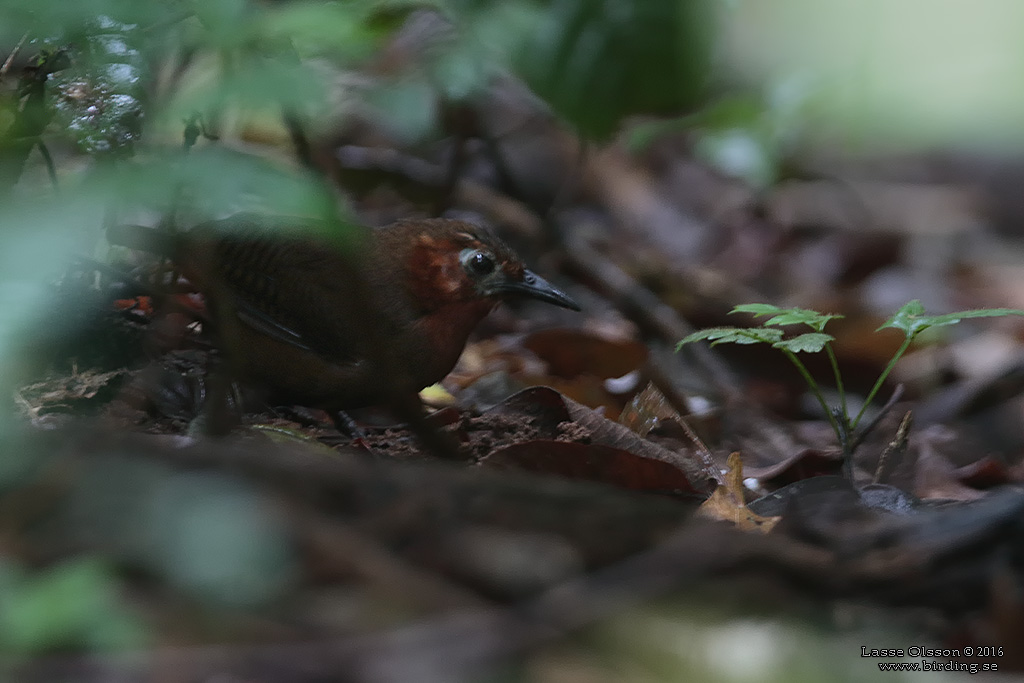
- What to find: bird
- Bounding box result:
[108,213,580,417]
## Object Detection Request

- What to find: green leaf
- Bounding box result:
[685,94,765,130]
[254,2,385,62]
[731,303,786,316]
[877,299,925,336]
[431,3,540,101]
[773,333,834,354]
[108,147,342,221]
[731,304,842,332]
[510,0,713,140]
[878,299,1024,338]
[624,116,691,152]
[925,308,1024,325]
[159,55,329,126]
[0,0,183,38]
[0,557,148,653]
[677,326,783,350]
[0,192,110,398]
[191,0,249,48]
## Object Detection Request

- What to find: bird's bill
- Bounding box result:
[487,269,581,311]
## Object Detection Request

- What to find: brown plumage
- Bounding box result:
[111,214,579,411]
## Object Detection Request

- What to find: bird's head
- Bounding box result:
[385,219,580,314]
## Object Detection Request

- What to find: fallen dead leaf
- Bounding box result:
[486,387,716,494]
[698,452,781,533]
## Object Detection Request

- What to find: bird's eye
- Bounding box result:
[461,249,496,277]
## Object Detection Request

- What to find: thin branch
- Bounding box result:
[873,409,913,484]
[849,383,905,454]
[36,139,58,192]
[643,359,724,486]
[0,32,28,82]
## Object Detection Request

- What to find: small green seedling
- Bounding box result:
[677,300,1024,474]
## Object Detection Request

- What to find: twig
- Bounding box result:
[0,32,27,82]
[849,383,905,454]
[282,110,315,171]
[873,410,913,485]
[642,359,723,485]
[36,139,58,191]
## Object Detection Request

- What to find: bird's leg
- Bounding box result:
[189,367,243,437]
[388,390,467,461]
[186,279,255,437]
[331,409,372,450]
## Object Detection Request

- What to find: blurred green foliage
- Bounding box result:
[0,557,147,653]
[143,472,297,606]
[512,0,713,140]
[628,76,817,189]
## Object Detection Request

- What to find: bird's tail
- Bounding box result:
[106,224,178,256]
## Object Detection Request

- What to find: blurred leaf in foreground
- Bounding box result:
[0,556,148,654]
[0,147,350,425]
[512,0,714,140]
[143,472,297,607]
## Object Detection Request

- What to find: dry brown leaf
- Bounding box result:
[491,386,716,495]
[698,452,780,533]
[619,382,678,437]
